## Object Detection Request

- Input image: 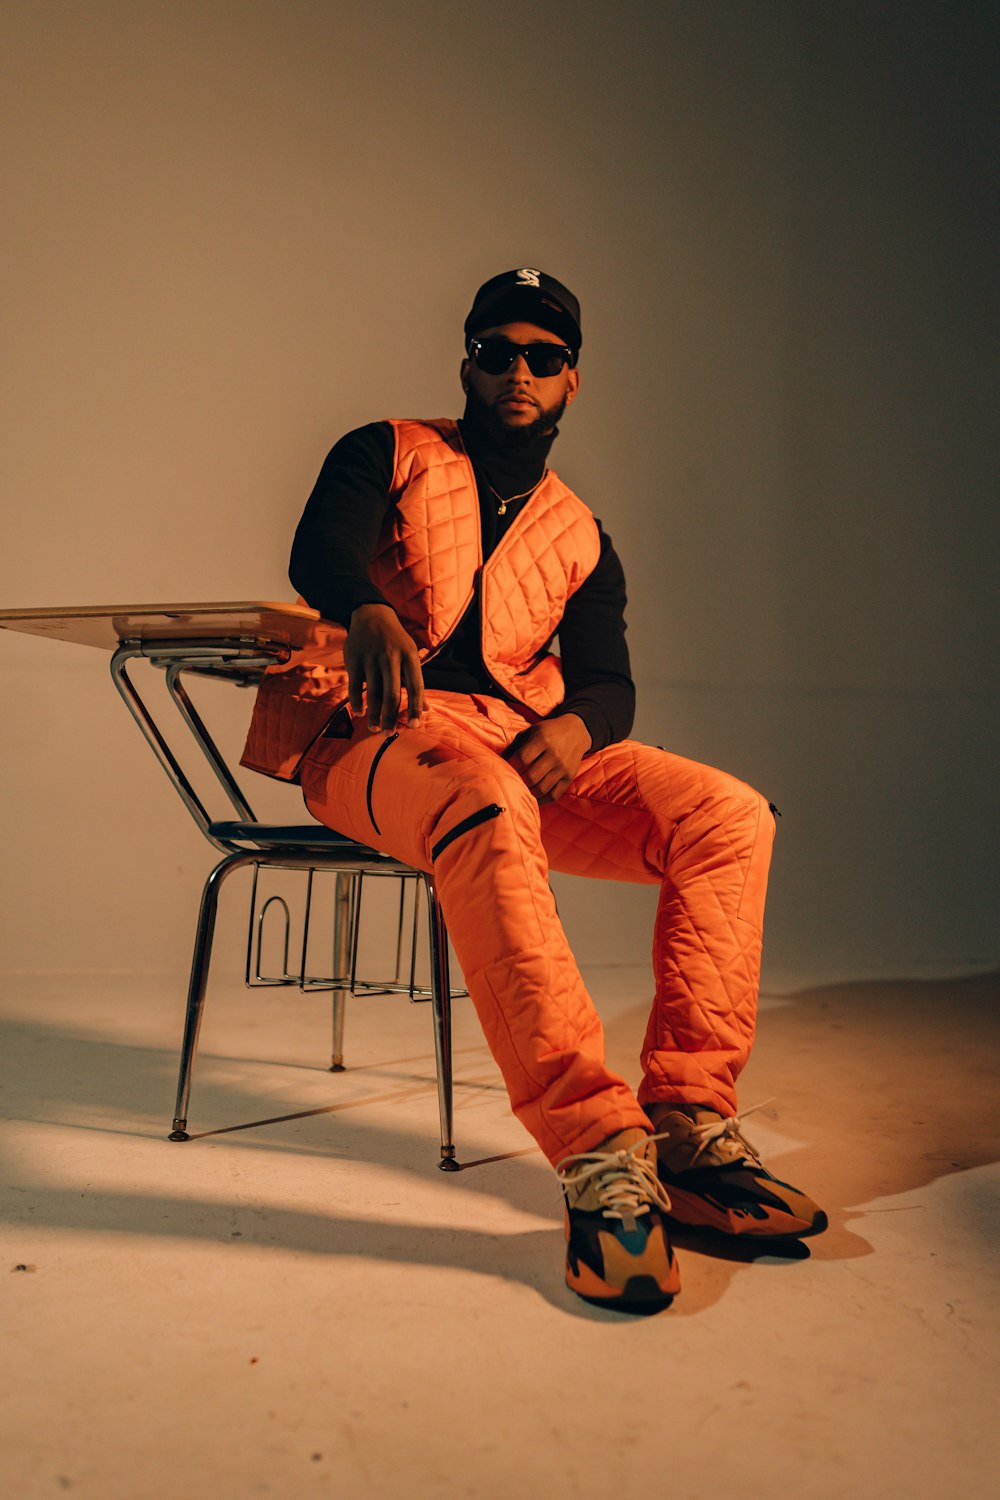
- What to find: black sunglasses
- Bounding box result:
[469,337,576,378]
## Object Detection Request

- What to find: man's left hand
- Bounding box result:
[506,713,592,803]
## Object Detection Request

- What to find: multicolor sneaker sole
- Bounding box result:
[658,1164,828,1239]
[564,1205,681,1308]
[558,1130,681,1310]
[647,1105,828,1241]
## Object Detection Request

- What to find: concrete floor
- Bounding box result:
[2,964,998,1500]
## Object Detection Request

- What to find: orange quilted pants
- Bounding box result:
[299,692,774,1167]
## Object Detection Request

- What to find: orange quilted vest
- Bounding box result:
[240,418,601,781]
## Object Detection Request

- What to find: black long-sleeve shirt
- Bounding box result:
[289,419,635,751]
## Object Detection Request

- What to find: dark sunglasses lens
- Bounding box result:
[525,346,570,377]
[473,339,516,374]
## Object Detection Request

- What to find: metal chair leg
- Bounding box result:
[424,874,458,1170]
[170,851,254,1140]
[329,871,351,1071]
[171,856,459,1162]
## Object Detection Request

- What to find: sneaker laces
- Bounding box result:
[685,1099,775,1168]
[557,1137,673,1232]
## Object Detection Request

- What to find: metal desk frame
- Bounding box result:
[0,605,459,1169]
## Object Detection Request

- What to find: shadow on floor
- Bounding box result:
[603,968,1000,1269]
[2,969,997,1317]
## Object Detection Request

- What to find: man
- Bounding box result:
[242,268,826,1312]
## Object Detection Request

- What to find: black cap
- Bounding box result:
[464,268,582,356]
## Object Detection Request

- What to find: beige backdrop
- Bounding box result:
[1,0,996,986]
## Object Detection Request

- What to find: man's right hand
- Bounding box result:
[344,603,425,731]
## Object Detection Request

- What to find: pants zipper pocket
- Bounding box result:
[365,732,399,833]
[431,803,504,861]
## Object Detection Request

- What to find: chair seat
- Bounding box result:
[208,820,381,854]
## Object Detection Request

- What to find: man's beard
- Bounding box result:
[463,383,568,449]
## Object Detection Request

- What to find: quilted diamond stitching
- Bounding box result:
[243,419,602,776]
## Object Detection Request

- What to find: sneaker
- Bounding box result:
[557,1128,681,1310]
[646,1102,828,1239]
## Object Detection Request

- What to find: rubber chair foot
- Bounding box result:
[329,1061,346,1073]
[438,1155,461,1172]
[168,1129,190,1142]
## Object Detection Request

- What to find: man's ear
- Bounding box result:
[460,358,470,394]
[564,368,581,406]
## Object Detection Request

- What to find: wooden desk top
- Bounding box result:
[0,601,323,653]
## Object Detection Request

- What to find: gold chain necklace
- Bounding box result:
[488,472,546,516]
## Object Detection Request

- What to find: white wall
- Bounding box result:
[1,1,996,986]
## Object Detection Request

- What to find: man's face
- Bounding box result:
[461,320,580,446]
